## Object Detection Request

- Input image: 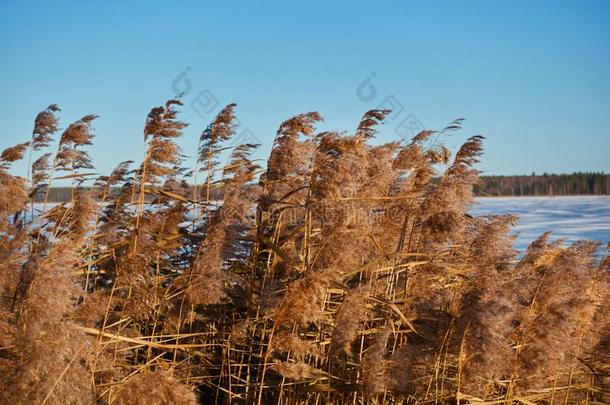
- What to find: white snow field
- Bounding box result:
[472,196,610,252]
[31,196,610,254]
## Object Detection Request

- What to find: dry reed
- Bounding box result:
[0,101,607,405]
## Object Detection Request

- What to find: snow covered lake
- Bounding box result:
[30,196,610,254]
[472,196,610,253]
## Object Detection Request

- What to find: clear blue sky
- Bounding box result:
[1,0,609,178]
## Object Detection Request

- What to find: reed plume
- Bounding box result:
[55,114,98,171]
[0,191,96,404]
[31,104,61,150]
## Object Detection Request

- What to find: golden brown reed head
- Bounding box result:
[0,142,29,171]
[32,104,61,150]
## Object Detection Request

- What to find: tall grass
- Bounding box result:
[0,100,608,404]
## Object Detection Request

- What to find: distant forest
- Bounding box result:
[474,172,610,196]
[36,172,609,202]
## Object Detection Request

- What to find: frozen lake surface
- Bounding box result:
[31,197,610,255]
[472,196,610,253]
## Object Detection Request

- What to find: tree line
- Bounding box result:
[37,172,609,202]
[474,172,610,196]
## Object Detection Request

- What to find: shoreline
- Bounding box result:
[474,195,610,199]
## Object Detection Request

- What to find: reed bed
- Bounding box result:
[0,100,608,404]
